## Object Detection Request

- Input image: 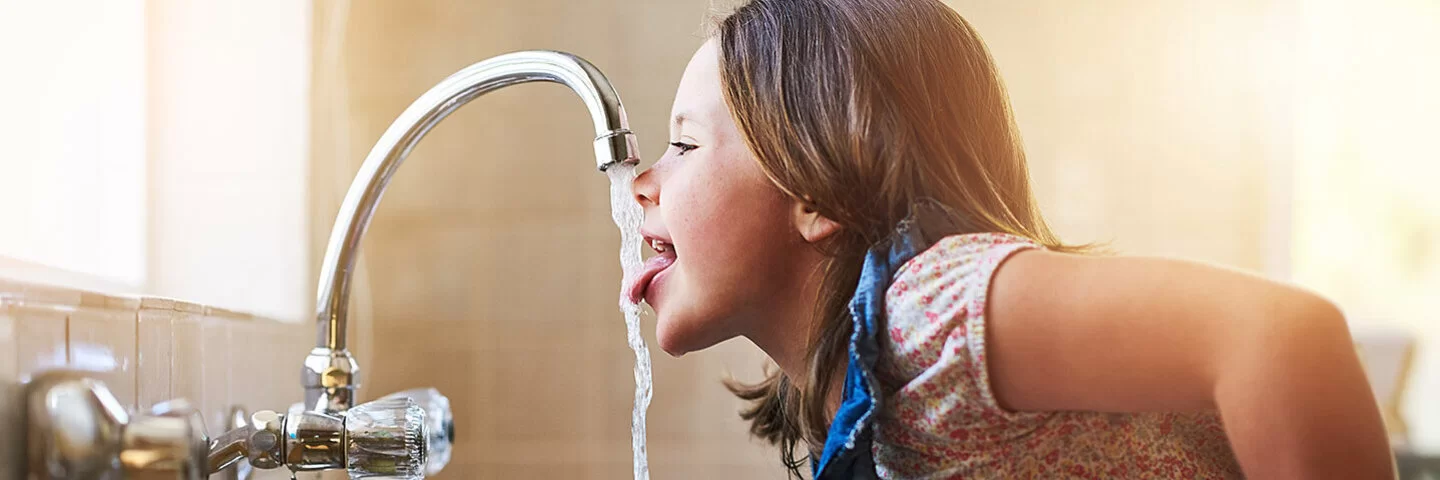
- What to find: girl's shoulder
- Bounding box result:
[905,232,1042,274]
[881,232,1042,400]
[887,232,1042,310]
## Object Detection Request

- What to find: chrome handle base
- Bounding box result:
[24,370,208,480]
[214,406,256,480]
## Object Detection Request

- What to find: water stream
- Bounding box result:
[606,163,653,480]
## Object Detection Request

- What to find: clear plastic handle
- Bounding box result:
[345,397,428,479]
[380,388,453,475]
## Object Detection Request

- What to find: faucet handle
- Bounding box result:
[379,388,453,475]
[25,371,209,480]
[345,397,428,479]
[126,398,209,478]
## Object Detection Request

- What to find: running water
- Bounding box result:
[606,163,653,480]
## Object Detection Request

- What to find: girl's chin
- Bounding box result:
[654,315,694,357]
[654,311,729,357]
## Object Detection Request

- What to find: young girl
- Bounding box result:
[624,0,1395,478]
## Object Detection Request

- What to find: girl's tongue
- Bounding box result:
[625,249,676,304]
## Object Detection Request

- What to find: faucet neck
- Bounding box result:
[311,50,639,357]
[301,347,360,413]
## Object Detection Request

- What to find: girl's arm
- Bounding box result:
[986,250,1395,479]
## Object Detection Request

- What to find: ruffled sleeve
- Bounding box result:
[879,233,1045,438]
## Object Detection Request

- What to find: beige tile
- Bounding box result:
[0,301,23,479]
[364,215,616,353]
[1,299,70,479]
[0,302,18,380]
[220,315,260,416]
[200,314,232,434]
[137,297,176,410]
[12,302,69,378]
[253,321,288,412]
[69,293,140,412]
[15,282,82,308]
[649,463,791,480]
[226,319,303,414]
[465,463,593,480]
[205,315,311,478]
[171,301,207,431]
[205,305,255,323]
[285,322,315,407]
[490,344,607,440]
[281,322,313,407]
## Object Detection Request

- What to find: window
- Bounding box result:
[0,1,147,287]
[0,1,311,321]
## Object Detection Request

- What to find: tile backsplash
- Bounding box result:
[0,277,313,479]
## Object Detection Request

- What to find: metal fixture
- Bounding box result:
[25,371,208,479]
[306,49,640,415]
[216,407,253,480]
[206,399,427,478]
[26,372,428,479]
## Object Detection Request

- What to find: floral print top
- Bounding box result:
[872,233,1243,479]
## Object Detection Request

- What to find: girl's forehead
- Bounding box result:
[682,39,720,89]
[671,40,726,133]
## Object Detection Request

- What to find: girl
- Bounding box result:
[625,0,1395,477]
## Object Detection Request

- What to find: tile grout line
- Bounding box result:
[134,307,141,411]
[63,309,71,369]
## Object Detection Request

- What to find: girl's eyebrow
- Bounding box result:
[671,111,706,134]
[671,112,689,133]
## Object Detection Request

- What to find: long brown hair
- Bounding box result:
[713,0,1079,476]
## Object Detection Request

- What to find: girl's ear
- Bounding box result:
[793,200,842,243]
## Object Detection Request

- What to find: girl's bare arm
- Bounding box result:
[985,250,1395,479]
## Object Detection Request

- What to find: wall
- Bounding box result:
[0,1,147,288]
[953,0,1296,272]
[1287,0,1440,449]
[146,0,313,321]
[0,278,313,479]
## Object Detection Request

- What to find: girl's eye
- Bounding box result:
[670,141,699,156]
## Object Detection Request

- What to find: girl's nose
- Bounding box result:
[633,165,660,208]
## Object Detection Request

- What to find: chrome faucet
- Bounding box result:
[22,50,638,479]
[305,49,641,415]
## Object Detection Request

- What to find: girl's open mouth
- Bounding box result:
[625,237,676,304]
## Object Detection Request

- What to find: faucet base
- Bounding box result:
[301,348,361,413]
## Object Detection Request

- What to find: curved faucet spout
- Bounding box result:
[306,50,641,413]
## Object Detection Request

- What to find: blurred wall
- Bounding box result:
[955,0,1296,272]
[149,0,312,321]
[1286,0,1440,448]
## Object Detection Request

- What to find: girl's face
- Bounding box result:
[628,39,819,356]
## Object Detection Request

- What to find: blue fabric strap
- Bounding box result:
[814,201,966,480]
